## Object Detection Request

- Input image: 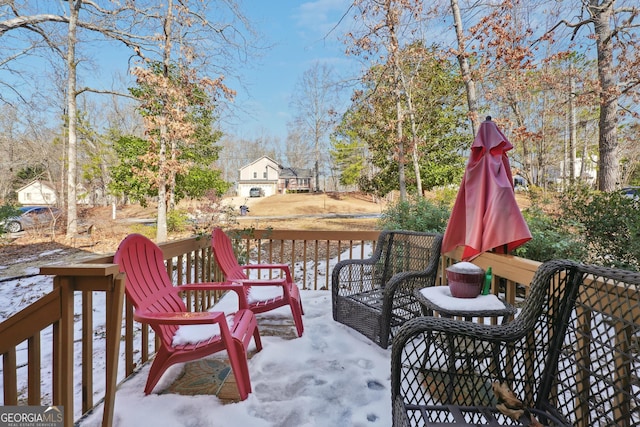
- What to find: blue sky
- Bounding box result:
[226,0,358,141]
[0,1,357,144]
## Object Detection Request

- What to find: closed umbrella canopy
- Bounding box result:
[442,118,532,260]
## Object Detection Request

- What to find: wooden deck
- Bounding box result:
[2,230,548,427]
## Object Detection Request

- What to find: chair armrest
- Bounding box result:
[242,264,293,282]
[333,256,379,271]
[396,315,519,345]
[178,282,249,309]
[243,263,290,270]
[232,278,287,286]
[178,282,244,292]
[331,259,384,296]
[134,310,227,327]
[233,277,293,300]
[381,265,441,314]
[331,239,385,282]
[384,265,440,294]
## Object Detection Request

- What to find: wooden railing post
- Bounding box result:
[40,264,123,427]
[102,272,125,427]
[51,275,74,427]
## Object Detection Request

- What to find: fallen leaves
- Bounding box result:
[492,381,545,426]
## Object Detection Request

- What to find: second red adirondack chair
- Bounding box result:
[211,227,304,337]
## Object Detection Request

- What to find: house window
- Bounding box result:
[26,193,32,201]
[253,172,257,179]
[263,171,267,179]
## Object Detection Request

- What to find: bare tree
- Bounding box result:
[289,62,339,192]
[449,0,479,136]
[0,104,59,202]
[284,126,312,171]
[65,0,81,235]
[347,0,425,201]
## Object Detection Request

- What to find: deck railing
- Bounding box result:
[0,229,556,427]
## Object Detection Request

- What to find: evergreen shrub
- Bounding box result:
[378,198,450,233]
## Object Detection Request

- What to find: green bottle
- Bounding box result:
[482,267,492,295]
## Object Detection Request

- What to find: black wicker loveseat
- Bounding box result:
[332,230,443,349]
[391,259,640,426]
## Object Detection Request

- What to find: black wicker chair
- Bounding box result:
[332,230,443,349]
[391,259,640,426]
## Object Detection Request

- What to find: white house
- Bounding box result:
[237,157,280,197]
[237,157,314,197]
[16,180,57,206]
[559,156,597,185]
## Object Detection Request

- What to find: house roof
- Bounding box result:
[279,167,313,178]
[239,156,280,171]
[238,156,313,179]
[16,179,56,193]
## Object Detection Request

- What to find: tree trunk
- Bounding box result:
[315,118,320,191]
[406,94,423,197]
[59,122,67,215]
[395,58,422,196]
[581,133,588,179]
[65,0,80,238]
[395,88,407,202]
[568,62,577,182]
[386,0,406,202]
[591,0,619,191]
[156,135,168,242]
[450,0,478,136]
[156,0,173,243]
[168,138,177,210]
[507,90,534,185]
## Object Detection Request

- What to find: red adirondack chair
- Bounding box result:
[211,227,304,337]
[114,234,263,399]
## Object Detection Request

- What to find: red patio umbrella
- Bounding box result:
[442,117,532,260]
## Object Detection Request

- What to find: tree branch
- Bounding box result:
[0,15,69,35]
[76,86,138,100]
[20,23,66,58]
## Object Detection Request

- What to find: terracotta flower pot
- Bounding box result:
[446,262,485,298]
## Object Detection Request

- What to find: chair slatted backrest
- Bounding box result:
[212,228,250,282]
[114,234,186,349]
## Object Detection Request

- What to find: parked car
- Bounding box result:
[249,187,265,197]
[1,206,61,233]
[621,186,639,201]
